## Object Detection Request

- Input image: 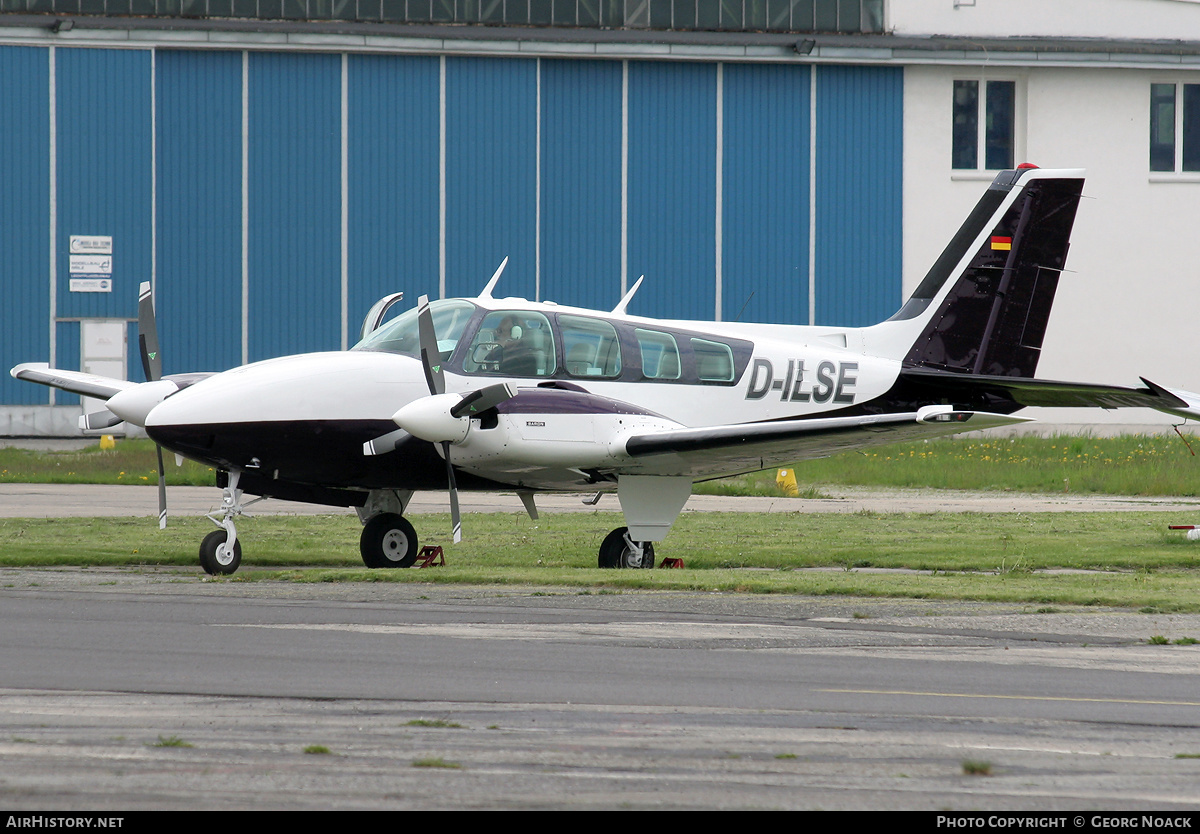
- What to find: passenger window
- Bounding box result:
[560,315,622,378]
[692,338,734,382]
[635,329,680,380]
[463,310,556,377]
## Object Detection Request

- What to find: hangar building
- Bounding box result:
[1,1,1198,433]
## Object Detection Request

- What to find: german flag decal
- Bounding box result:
[991,235,1012,251]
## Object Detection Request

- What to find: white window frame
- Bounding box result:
[1149,80,1200,182]
[950,76,1026,180]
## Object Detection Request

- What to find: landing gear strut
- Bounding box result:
[598,526,655,569]
[360,513,420,568]
[199,469,263,576]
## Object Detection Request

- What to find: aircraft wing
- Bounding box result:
[899,369,1191,411]
[9,363,139,401]
[619,406,1031,479]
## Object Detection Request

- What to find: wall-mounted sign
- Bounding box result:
[69,255,113,274]
[69,278,113,293]
[70,235,113,255]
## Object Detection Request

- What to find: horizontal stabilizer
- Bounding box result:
[900,368,1190,412]
[1139,378,1200,422]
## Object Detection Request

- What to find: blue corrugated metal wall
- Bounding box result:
[0,43,904,410]
[156,49,244,374]
[722,62,811,325]
[445,57,539,300]
[247,52,343,362]
[348,53,441,334]
[815,65,904,326]
[539,58,623,311]
[56,47,153,398]
[0,47,49,405]
[627,61,718,321]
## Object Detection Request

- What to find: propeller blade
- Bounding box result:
[137,281,162,383]
[136,281,168,530]
[80,409,123,431]
[416,294,445,396]
[363,428,409,456]
[155,444,168,529]
[449,382,516,419]
[442,440,462,543]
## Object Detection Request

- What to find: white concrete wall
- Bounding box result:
[903,63,1200,426]
[890,0,1200,40]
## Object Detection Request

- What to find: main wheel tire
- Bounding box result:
[199,529,242,576]
[360,513,419,568]
[597,527,655,569]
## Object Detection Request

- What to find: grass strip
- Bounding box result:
[4,510,1200,611]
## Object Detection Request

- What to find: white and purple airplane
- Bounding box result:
[13,165,1200,575]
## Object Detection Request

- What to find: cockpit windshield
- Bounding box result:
[351,299,476,359]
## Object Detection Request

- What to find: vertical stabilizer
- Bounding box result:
[893,167,1084,378]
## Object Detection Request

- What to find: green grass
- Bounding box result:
[0,440,216,486]
[405,719,465,728]
[6,433,1200,496]
[8,432,1200,610]
[7,510,1200,611]
[696,432,1200,497]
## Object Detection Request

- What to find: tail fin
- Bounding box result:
[893,166,1084,378]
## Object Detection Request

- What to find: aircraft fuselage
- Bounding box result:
[143,299,902,500]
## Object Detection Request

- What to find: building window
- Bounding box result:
[952,80,1016,171]
[1150,83,1200,173]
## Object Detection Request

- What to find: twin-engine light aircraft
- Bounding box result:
[13,165,1200,575]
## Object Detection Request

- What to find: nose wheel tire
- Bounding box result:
[598,527,655,569]
[361,513,419,568]
[199,529,242,575]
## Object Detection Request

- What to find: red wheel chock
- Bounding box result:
[416,545,445,567]
[659,557,685,569]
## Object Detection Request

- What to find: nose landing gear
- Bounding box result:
[199,469,264,576]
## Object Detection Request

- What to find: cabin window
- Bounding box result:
[463,310,556,377]
[691,338,734,382]
[635,329,680,380]
[352,299,475,360]
[560,315,622,378]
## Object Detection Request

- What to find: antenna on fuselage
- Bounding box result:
[611,275,644,315]
[477,257,510,300]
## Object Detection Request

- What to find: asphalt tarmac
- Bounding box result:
[5,482,1200,517]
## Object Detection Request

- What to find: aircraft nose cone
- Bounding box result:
[142,351,436,474]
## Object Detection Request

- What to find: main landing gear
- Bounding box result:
[360,513,420,568]
[598,527,655,569]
